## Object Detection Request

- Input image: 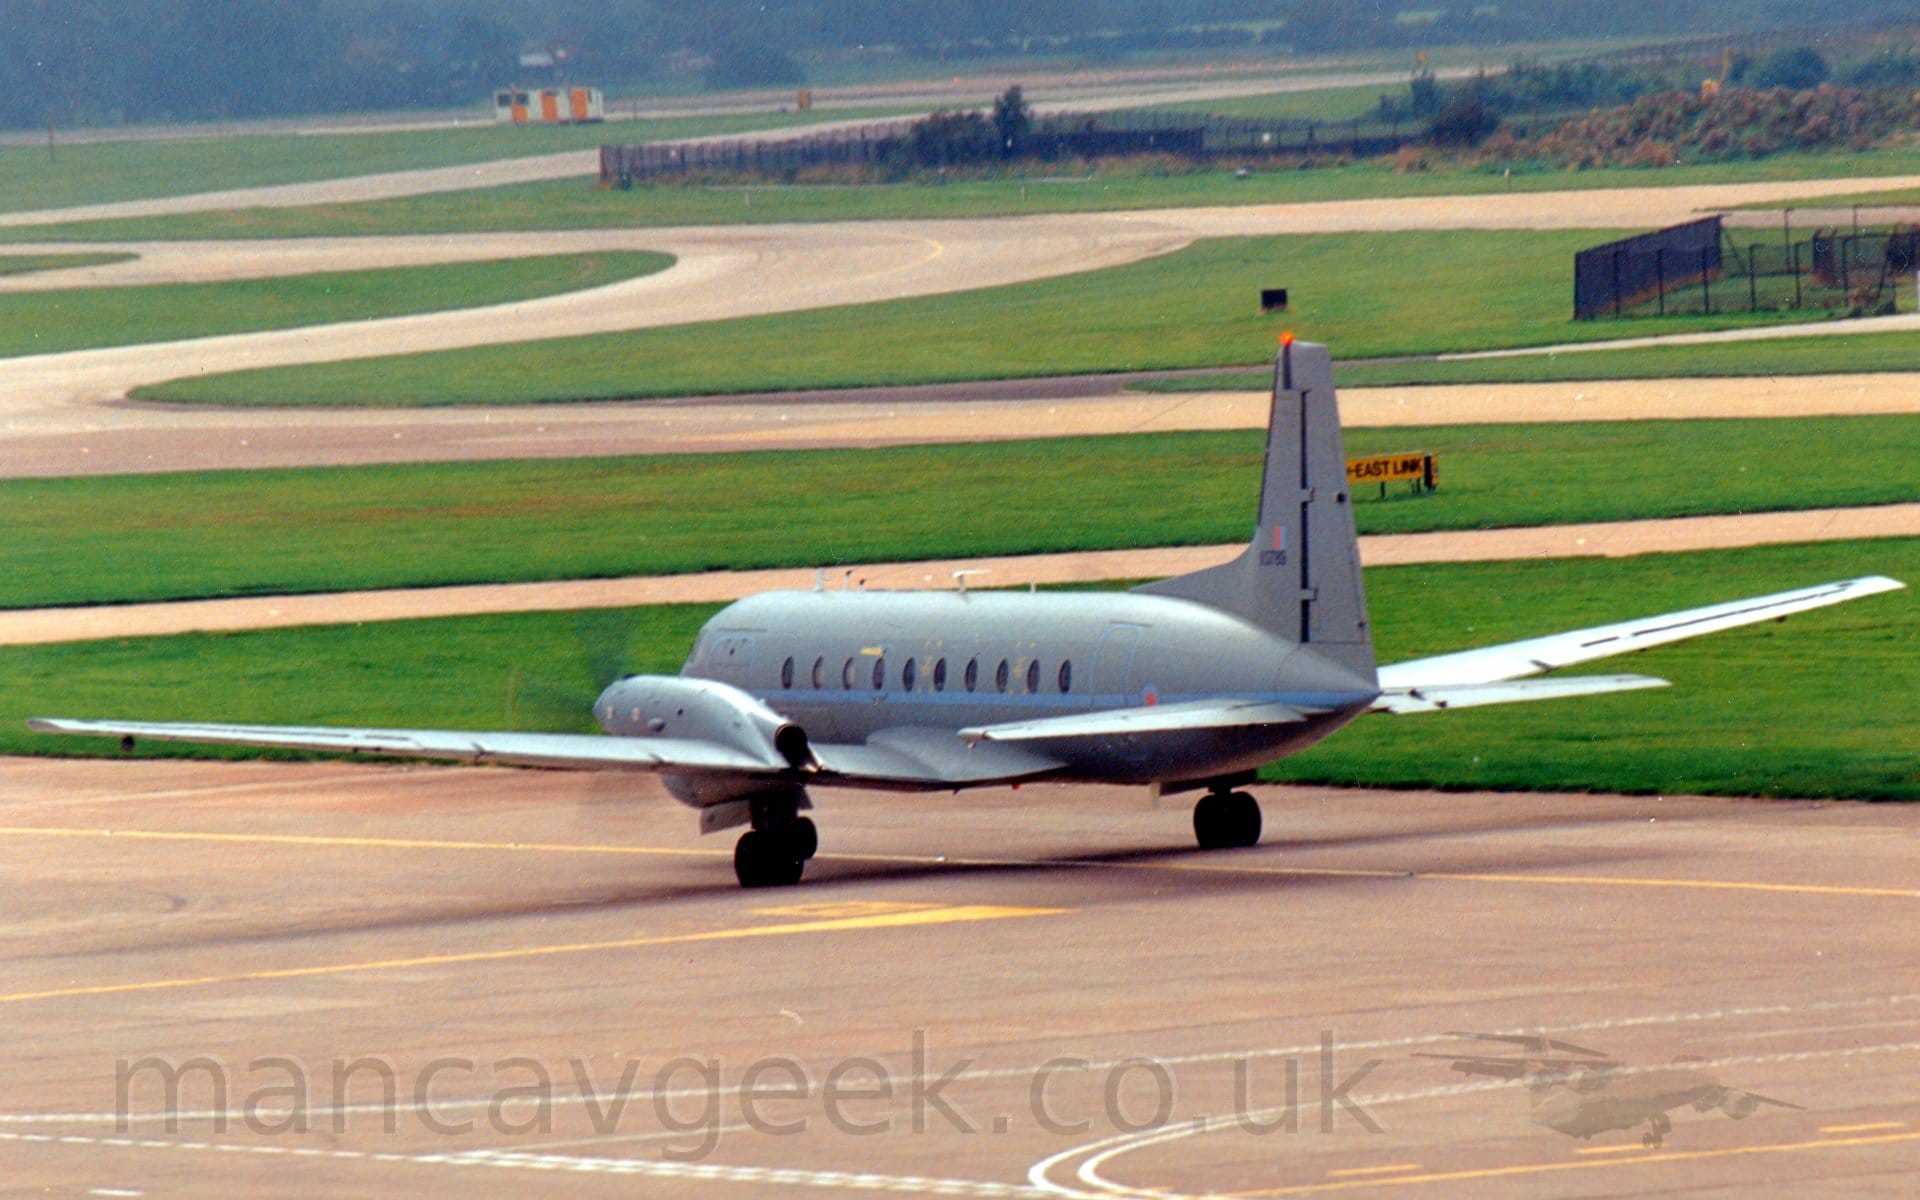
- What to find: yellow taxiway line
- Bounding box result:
[0,904,1063,1007]
[5,823,1920,901]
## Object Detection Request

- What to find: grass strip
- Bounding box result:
[0,109,900,216]
[1125,329,1920,392]
[11,145,1920,242]
[0,251,671,358]
[132,230,1817,407]
[10,539,1912,801]
[0,252,133,277]
[6,416,1920,609]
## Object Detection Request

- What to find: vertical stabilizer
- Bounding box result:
[1134,339,1375,682]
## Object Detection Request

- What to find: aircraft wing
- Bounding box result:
[1375,576,1904,709]
[27,716,1068,792]
[27,717,790,774]
[1729,1089,1805,1113]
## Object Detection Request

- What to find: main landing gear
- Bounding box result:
[1192,788,1262,850]
[1640,1113,1672,1149]
[733,793,818,888]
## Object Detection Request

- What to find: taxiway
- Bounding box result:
[0,758,1914,1196]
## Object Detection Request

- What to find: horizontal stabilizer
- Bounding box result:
[960,698,1314,744]
[27,718,783,774]
[1380,576,1904,690]
[1373,674,1669,714]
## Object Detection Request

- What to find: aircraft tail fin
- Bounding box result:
[1134,338,1375,684]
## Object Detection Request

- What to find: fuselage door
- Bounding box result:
[1088,624,1143,708]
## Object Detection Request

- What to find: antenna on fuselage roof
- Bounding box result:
[842,569,854,590]
[953,569,990,593]
[814,568,825,592]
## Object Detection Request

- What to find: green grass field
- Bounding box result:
[1267,539,1917,799]
[12,540,1912,801]
[7,416,1916,609]
[132,230,1811,407]
[0,252,670,358]
[8,144,1920,243]
[0,109,898,216]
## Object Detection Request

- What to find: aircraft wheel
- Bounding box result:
[1641,1131,1661,1149]
[1195,792,1261,850]
[788,816,819,861]
[1193,793,1228,849]
[734,830,805,888]
[1225,791,1263,847]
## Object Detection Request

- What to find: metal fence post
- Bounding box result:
[1701,247,1711,314]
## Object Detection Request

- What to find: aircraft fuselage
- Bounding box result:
[603,588,1377,787]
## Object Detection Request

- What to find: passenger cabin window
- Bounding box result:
[995,660,1010,692]
[903,658,917,691]
[1027,660,1041,694]
[872,656,886,690]
[1059,661,1073,693]
[811,657,824,689]
[842,657,855,690]
[781,657,795,689]
[933,658,947,691]
[964,659,979,692]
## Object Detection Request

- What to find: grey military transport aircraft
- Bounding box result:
[32,340,1904,887]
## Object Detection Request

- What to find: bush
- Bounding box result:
[1753,47,1830,91]
[1488,83,1920,168]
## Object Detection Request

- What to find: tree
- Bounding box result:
[990,85,1031,157]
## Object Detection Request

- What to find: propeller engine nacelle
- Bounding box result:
[594,675,813,805]
[1719,1092,1760,1119]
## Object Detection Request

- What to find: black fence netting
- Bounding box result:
[1573,218,1724,320]
[598,109,1420,184]
[1577,218,1920,319]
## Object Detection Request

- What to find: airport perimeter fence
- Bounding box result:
[1576,218,1920,319]
[598,109,1418,185]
